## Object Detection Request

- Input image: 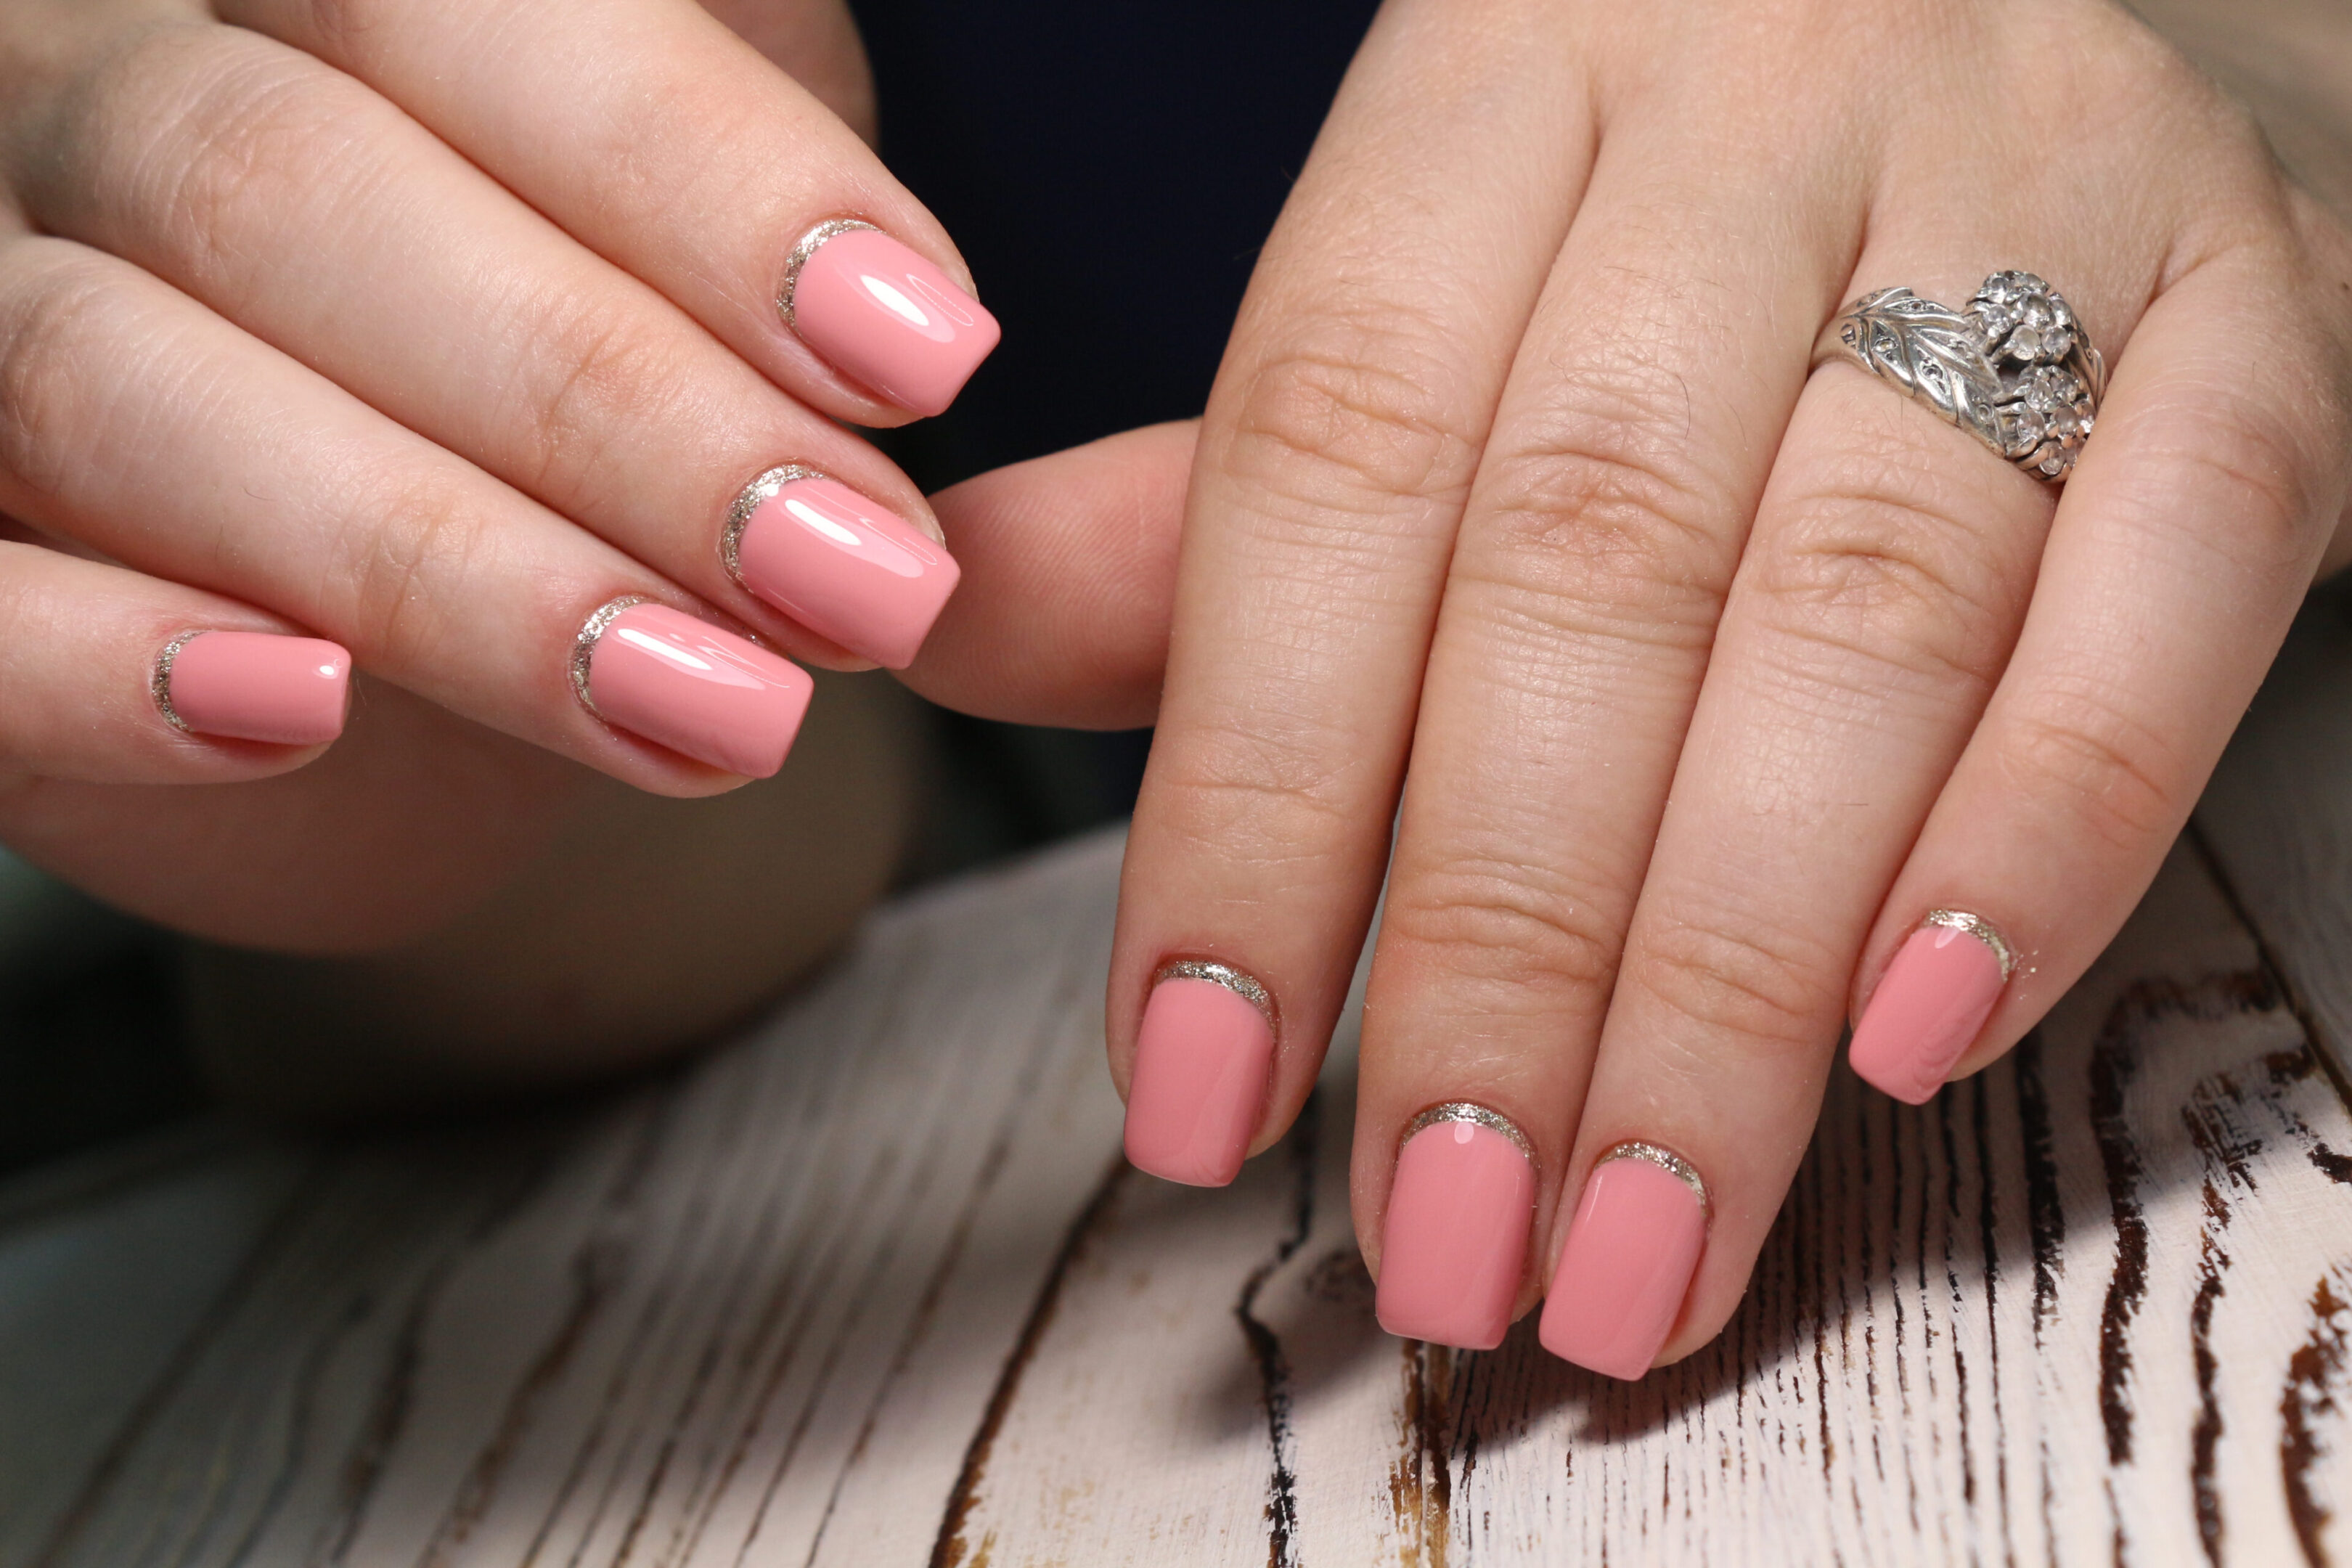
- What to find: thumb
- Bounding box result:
[904,420,1193,730]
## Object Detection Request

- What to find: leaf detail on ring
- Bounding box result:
[1837,288,2005,452]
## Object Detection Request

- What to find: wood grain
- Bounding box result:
[1,817,2348,1567]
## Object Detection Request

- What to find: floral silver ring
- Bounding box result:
[1816,270,2105,481]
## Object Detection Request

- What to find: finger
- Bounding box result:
[223,0,997,422]
[907,421,1193,730]
[1347,124,1858,1348]
[1111,0,1596,1187]
[1534,246,2157,1377]
[19,22,953,671]
[0,236,807,793]
[1850,251,2348,1101]
[0,542,347,785]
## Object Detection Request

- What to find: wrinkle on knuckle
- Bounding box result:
[332,464,489,669]
[494,292,690,505]
[1633,911,1834,1059]
[68,29,376,279]
[1998,685,2183,849]
[1383,858,1620,998]
[2104,391,2322,583]
[1747,482,2016,689]
[1227,312,1485,513]
[1153,717,1374,846]
[0,248,147,499]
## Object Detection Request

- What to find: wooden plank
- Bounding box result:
[942,844,2352,1567]
[1,820,2349,1565]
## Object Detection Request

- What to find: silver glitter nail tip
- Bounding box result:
[152,630,205,732]
[570,595,648,717]
[778,218,879,332]
[1922,908,2017,981]
[1596,1140,1711,1224]
[1152,958,1273,1022]
[721,465,829,584]
[1402,1102,1535,1163]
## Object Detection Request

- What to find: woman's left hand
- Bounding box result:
[1108,0,2352,1373]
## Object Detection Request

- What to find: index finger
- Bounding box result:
[224,0,998,421]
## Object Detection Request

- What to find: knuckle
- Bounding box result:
[2107,390,2323,585]
[1382,856,1620,1000]
[1633,909,1837,1061]
[1150,711,1368,855]
[1746,460,2018,689]
[1999,681,2184,849]
[1472,378,1734,625]
[332,462,488,669]
[503,295,692,504]
[60,26,370,277]
[1227,309,1485,514]
[0,245,143,499]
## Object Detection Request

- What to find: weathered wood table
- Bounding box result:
[3,581,2352,1567]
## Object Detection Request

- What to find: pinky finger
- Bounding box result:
[0,541,348,786]
[1847,251,2351,1101]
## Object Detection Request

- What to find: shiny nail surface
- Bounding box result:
[1122,963,1274,1187]
[576,600,812,777]
[1376,1106,1536,1350]
[726,468,959,669]
[1848,910,2014,1103]
[783,223,1000,417]
[158,631,350,745]
[1538,1143,1708,1380]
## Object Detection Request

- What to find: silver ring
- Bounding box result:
[1818,271,2104,481]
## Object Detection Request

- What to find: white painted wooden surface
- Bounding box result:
[4,757,2351,1565]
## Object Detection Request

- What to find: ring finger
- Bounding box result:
[1537,240,2139,1376]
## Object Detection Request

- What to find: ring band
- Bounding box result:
[1818,271,2104,481]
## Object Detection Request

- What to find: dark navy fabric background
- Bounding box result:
[849,0,1382,489]
[847,0,1384,853]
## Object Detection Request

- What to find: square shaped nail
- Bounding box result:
[1848,911,2013,1103]
[577,600,812,777]
[727,470,959,669]
[1538,1146,1707,1380]
[1376,1108,1536,1350]
[1122,965,1274,1187]
[159,631,351,745]
[784,224,1000,417]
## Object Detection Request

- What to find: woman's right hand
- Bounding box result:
[0,0,1008,942]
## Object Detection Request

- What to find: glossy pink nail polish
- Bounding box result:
[579,601,812,777]
[1848,913,2013,1104]
[1376,1109,1536,1350]
[785,224,1000,416]
[1123,965,1274,1186]
[162,631,350,745]
[728,470,960,669]
[1538,1148,1707,1380]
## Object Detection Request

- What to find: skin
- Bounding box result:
[1107,0,2352,1372]
[0,0,1186,1113]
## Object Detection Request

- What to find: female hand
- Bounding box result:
[0,0,1012,943]
[1111,0,2352,1376]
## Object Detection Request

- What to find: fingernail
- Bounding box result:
[724,467,960,669]
[781,221,1001,417]
[573,598,812,777]
[1123,960,1275,1186]
[156,630,350,745]
[1538,1142,1708,1380]
[1847,909,2016,1104]
[1376,1104,1536,1350]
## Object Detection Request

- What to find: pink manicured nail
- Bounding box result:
[725,467,960,669]
[1538,1143,1709,1380]
[1123,961,1275,1186]
[158,631,350,745]
[1376,1106,1537,1350]
[783,222,1001,416]
[574,599,812,777]
[1848,910,2016,1104]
